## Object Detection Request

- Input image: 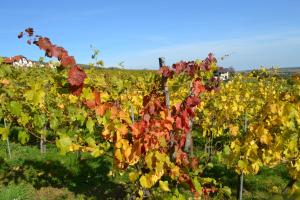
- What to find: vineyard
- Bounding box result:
[0,28,299,200]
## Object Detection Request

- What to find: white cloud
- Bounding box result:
[104,30,300,70]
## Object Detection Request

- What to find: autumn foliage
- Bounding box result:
[18,28,86,95]
[17,27,223,198]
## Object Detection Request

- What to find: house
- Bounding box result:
[214,67,234,81]
[220,71,229,81]
[3,55,33,67]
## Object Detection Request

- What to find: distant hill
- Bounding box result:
[277,67,300,74]
[239,66,300,76]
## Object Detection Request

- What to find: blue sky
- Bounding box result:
[0,0,300,70]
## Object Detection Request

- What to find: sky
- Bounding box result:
[0,0,300,70]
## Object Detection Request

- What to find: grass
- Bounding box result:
[0,140,297,200]
[0,182,35,200]
[0,141,128,200]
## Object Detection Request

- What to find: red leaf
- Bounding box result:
[192,79,206,96]
[149,103,155,115]
[179,133,186,148]
[85,101,95,109]
[178,174,197,197]
[49,46,63,58]
[85,90,101,109]
[95,104,107,116]
[34,37,52,52]
[190,157,198,170]
[186,96,200,107]
[172,61,186,74]
[175,117,182,129]
[68,65,87,86]
[25,28,34,36]
[69,85,83,96]
[143,114,150,123]
[181,110,189,127]
[143,95,151,107]
[158,66,174,78]
[18,32,23,39]
[94,90,101,105]
[61,56,76,67]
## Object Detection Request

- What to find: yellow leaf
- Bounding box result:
[145,152,153,169]
[102,127,112,141]
[129,172,139,182]
[119,111,131,124]
[260,132,272,145]
[221,95,227,101]
[229,125,239,137]
[155,151,166,162]
[140,175,151,188]
[159,180,170,192]
[0,79,10,85]
[295,159,300,171]
[270,104,277,113]
[170,166,180,179]
[101,92,110,102]
[115,149,123,162]
[116,124,128,135]
[69,144,80,151]
[124,146,132,159]
[160,111,166,119]
[107,170,113,177]
[232,102,238,112]
[158,137,167,147]
[91,148,103,157]
[57,103,64,109]
[138,190,143,198]
[69,95,78,104]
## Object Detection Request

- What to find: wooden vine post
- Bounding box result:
[159,57,174,152]
[238,113,247,200]
[159,57,194,157]
[185,82,195,157]
[4,119,12,159]
[159,57,170,113]
[130,103,135,123]
[40,134,46,154]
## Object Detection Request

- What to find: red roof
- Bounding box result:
[3,55,29,64]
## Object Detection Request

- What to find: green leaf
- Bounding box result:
[202,177,217,185]
[86,137,96,148]
[33,89,45,106]
[207,162,214,169]
[50,117,59,130]
[193,177,202,193]
[223,145,230,155]
[82,88,94,100]
[9,101,22,116]
[56,135,72,155]
[33,114,46,129]
[18,113,30,126]
[86,118,95,133]
[222,186,232,197]
[91,148,103,157]
[0,127,9,140]
[238,160,247,170]
[24,87,45,106]
[18,130,30,144]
